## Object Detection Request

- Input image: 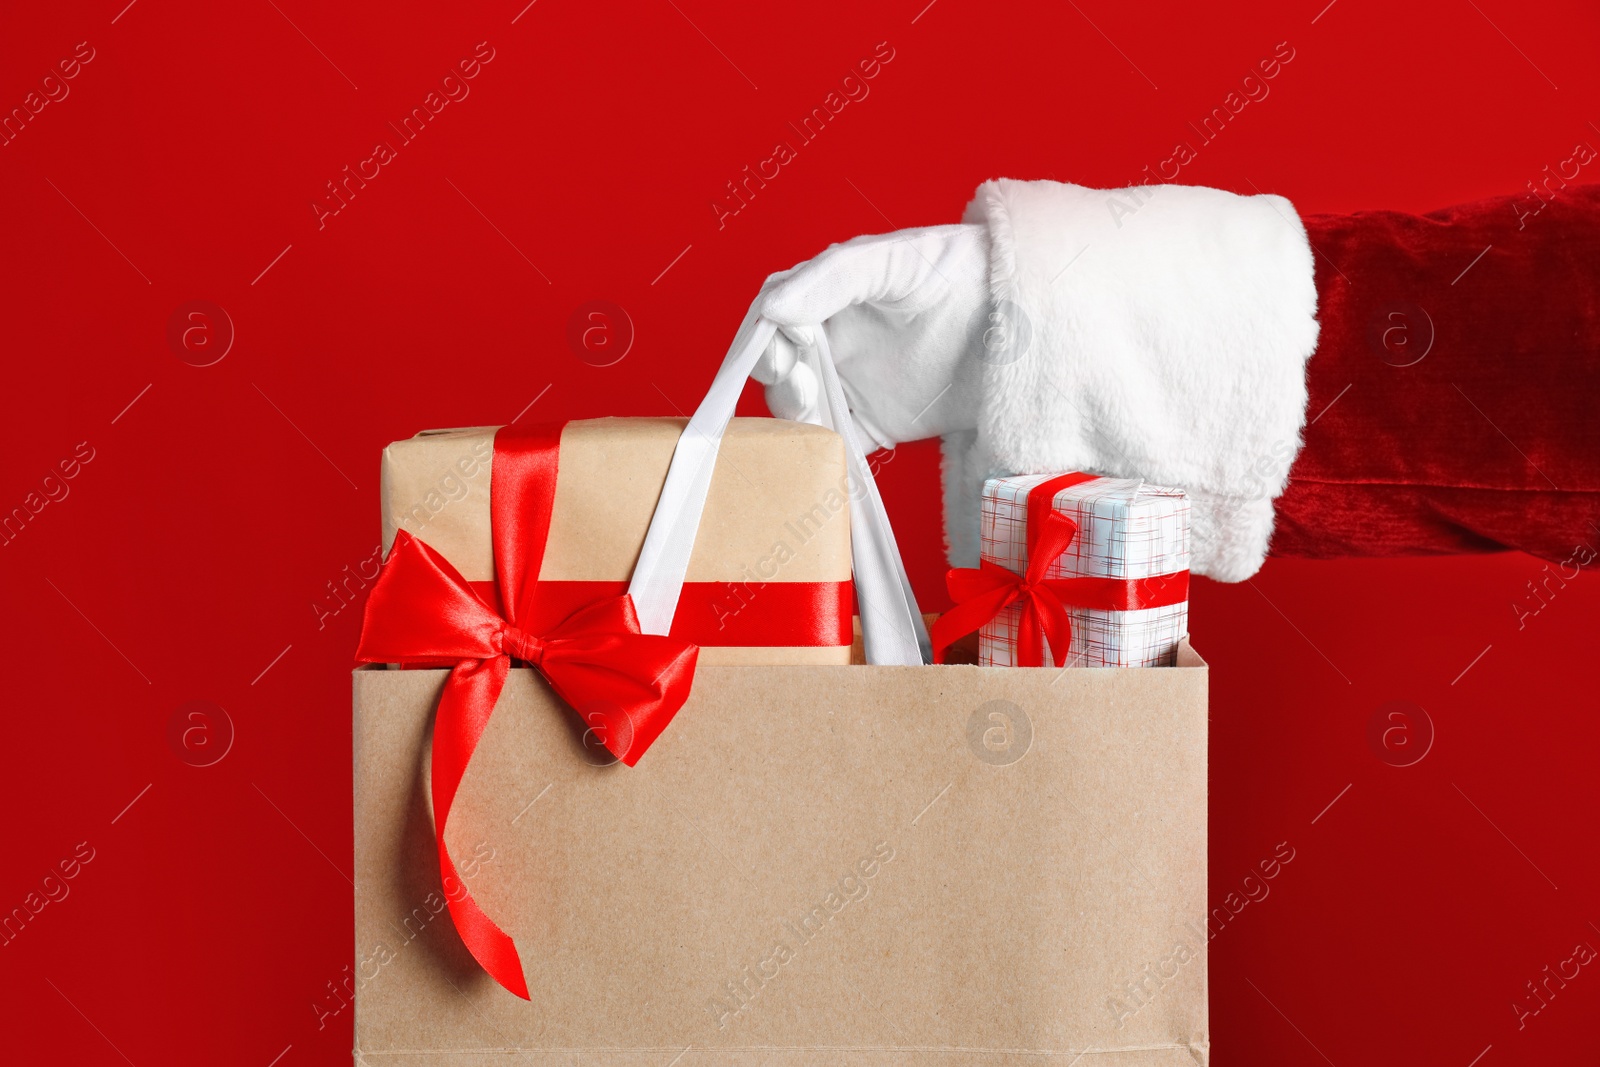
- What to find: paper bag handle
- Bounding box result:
[627,313,931,665]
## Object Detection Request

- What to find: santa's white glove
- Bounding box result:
[749,225,991,450]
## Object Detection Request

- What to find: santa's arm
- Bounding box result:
[747,179,1600,580]
[1275,185,1600,564]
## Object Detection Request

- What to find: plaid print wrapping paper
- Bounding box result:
[978,474,1191,668]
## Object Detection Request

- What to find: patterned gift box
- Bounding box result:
[979,473,1191,668]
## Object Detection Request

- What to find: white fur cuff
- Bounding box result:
[947,179,1320,582]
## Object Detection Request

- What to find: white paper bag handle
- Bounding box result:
[627,312,931,665]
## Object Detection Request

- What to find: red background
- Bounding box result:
[3,1,1597,1063]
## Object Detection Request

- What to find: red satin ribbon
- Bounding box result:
[355,423,699,999]
[466,580,852,647]
[931,473,1190,666]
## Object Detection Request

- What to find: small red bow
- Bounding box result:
[356,529,698,998]
[933,509,1082,666]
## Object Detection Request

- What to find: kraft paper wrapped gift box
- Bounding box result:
[380,417,854,665]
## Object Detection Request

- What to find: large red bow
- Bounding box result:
[354,423,698,999]
[931,473,1189,666]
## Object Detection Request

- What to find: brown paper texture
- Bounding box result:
[352,643,1209,1065]
[380,418,853,665]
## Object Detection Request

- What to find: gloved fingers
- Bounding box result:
[738,267,795,379]
[759,326,895,449]
[749,327,800,385]
[775,323,815,349]
[746,265,827,427]
[762,357,820,424]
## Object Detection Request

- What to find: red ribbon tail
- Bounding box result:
[431,656,529,998]
[1028,587,1075,668]
[438,842,530,999]
[1016,507,1082,666]
[1015,603,1044,667]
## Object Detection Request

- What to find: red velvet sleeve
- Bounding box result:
[1272,182,1600,563]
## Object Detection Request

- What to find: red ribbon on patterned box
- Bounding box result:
[354,422,700,1000]
[931,472,1190,666]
